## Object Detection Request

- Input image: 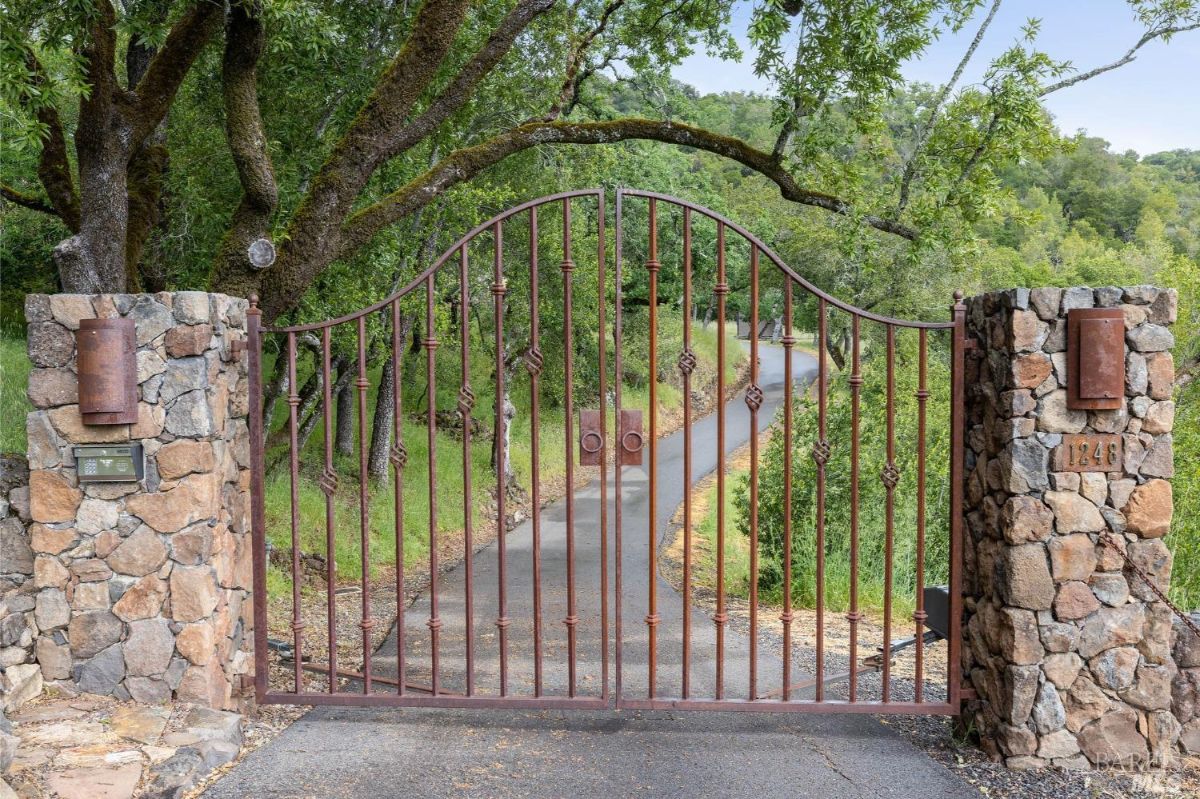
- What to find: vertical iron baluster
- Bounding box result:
[247,297,268,701]
[645,198,660,698]
[286,332,303,694]
[949,292,967,710]
[914,328,929,703]
[613,190,624,702]
[882,325,897,703]
[780,282,794,701]
[814,298,828,701]
[492,221,510,696]
[848,315,862,703]
[459,246,476,697]
[562,198,579,697]
[597,191,609,701]
[321,328,338,694]
[356,316,373,693]
[747,246,761,700]
[680,207,694,699]
[425,276,441,696]
[390,303,405,696]
[713,222,729,700]
[527,207,544,697]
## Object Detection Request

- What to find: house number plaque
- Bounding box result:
[1054,434,1123,472]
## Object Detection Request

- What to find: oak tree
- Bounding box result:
[3,0,1198,324]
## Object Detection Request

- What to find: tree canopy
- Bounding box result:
[2,0,1198,324]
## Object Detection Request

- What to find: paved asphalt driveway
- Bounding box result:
[207,343,976,798]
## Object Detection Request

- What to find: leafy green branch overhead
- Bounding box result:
[2,0,1197,323]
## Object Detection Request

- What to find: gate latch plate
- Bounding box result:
[619,409,644,466]
[579,409,603,466]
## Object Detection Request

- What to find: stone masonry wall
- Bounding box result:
[21,293,251,710]
[1172,614,1200,754]
[962,286,1177,768]
[0,455,44,713]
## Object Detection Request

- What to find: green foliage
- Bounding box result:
[1173,379,1200,610]
[0,336,30,453]
[1,0,1199,610]
[736,326,951,615]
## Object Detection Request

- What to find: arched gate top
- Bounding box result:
[264,187,955,333]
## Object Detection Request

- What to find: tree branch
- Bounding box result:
[898,0,1001,212]
[382,0,555,160]
[54,0,129,293]
[129,1,223,142]
[274,0,474,290]
[1,185,59,217]
[338,117,915,265]
[771,22,827,165]
[560,57,610,119]
[81,0,120,101]
[210,0,278,293]
[124,8,171,290]
[540,0,626,122]
[21,50,80,230]
[944,108,1000,205]
[1040,20,1200,96]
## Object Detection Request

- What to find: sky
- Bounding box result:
[674,0,1200,156]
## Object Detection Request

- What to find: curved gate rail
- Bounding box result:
[247,187,967,715]
[612,189,965,715]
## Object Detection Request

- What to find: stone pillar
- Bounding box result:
[23,293,252,710]
[961,286,1177,768]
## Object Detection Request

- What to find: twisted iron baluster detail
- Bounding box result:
[525,346,544,376]
[389,443,408,470]
[318,467,338,497]
[457,384,476,418]
[744,384,763,412]
[677,348,696,375]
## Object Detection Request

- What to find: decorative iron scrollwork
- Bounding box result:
[319,467,338,497]
[525,345,544,375]
[677,348,696,376]
[457,385,476,417]
[389,442,408,469]
[744,384,763,411]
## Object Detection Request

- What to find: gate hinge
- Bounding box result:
[229,338,246,360]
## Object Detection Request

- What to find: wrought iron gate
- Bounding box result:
[248,189,966,715]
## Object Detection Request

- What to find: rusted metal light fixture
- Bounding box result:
[76,318,137,424]
[1066,307,1125,410]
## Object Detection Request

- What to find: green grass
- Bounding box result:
[0,337,30,453]
[691,455,926,621]
[692,475,752,597]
